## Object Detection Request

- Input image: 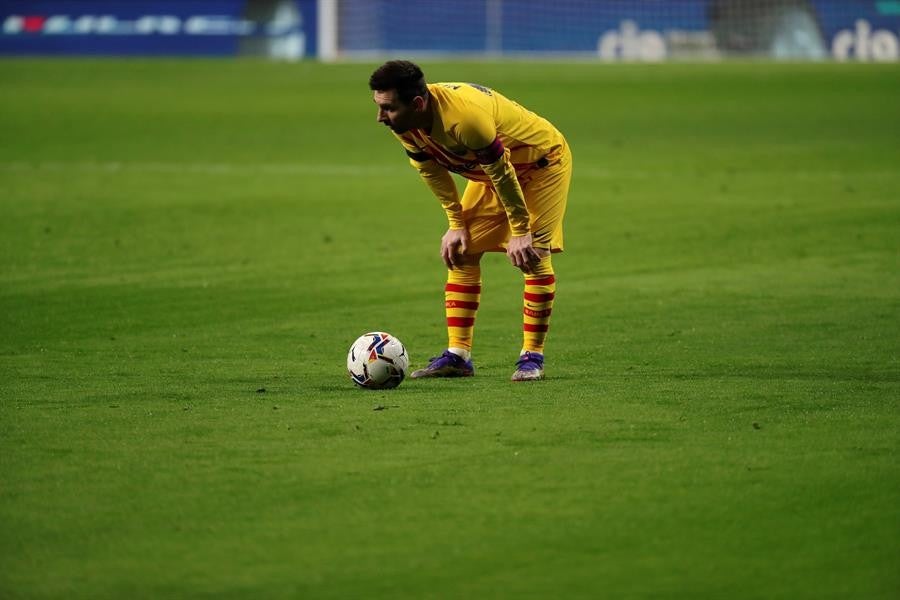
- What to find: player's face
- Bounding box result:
[373,90,417,134]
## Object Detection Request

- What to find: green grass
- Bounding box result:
[1,59,898,598]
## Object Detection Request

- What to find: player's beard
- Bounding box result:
[386,121,407,134]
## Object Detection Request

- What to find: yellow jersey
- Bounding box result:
[391,82,567,235]
[395,82,566,183]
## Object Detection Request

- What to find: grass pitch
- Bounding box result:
[1,59,898,598]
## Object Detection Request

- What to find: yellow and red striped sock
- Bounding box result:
[445,265,481,353]
[522,256,556,354]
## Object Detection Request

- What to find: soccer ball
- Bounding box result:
[346,332,409,389]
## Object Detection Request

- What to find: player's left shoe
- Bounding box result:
[511,351,544,381]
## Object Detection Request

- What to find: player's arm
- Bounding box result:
[395,134,465,230]
[474,139,530,236]
[454,112,529,235]
[395,135,469,269]
[457,114,540,272]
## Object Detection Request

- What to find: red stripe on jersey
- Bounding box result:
[523,323,549,332]
[525,275,556,286]
[409,129,437,157]
[412,129,458,165]
[447,317,475,328]
[524,291,555,303]
[426,141,456,164]
[446,283,482,294]
[409,129,427,144]
[446,300,480,310]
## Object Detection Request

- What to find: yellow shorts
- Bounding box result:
[460,143,572,254]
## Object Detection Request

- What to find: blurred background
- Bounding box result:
[2,0,898,62]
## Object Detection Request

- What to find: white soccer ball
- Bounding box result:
[347,332,409,389]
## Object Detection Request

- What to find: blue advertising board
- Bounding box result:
[337,0,900,61]
[1,0,897,60]
[0,0,318,57]
[812,0,900,60]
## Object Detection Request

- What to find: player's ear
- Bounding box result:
[412,95,427,111]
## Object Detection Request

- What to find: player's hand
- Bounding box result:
[507,233,541,273]
[441,228,470,270]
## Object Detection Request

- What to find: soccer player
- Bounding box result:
[369,60,572,382]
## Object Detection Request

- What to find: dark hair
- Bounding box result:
[369,60,427,104]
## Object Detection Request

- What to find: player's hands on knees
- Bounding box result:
[441,227,470,270]
[507,233,542,273]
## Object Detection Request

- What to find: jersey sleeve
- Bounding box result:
[455,110,531,237]
[393,133,465,230]
[478,147,530,236]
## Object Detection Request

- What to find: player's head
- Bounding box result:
[369,60,428,134]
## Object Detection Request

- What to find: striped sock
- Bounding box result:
[522,256,556,354]
[445,265,482,353]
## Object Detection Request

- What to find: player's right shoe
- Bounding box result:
[410,350,475,378]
